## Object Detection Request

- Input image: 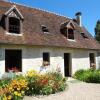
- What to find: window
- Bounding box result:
[60,28,74,40]
[9,17,20,34]
[5,50,22,72]
[43,52,50,66]
[41,25,49,33]
[4,6,24,35]
[60,28,67,37]
[43,52,50,62]
[89,53,96,69]
[68,29,74,39]
[81,33,88,39]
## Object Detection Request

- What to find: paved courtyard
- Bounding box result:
[24,78,100,100]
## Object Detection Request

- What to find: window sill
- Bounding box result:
[67,39,76,42]
[43,32,50,34]
[5,32,23,36]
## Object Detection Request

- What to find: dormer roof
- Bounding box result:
[4,5,24,20]
[61,20,75,29]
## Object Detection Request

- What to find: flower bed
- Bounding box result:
[0,70,67,100]
[73,69,100,83]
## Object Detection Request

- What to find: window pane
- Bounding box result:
[60,28,67,37]
[9,17,20,34]
[68,29,74,39]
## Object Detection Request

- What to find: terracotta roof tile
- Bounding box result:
[0,1,100,50]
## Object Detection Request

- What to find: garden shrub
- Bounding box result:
[25,70,42,95]
[40,85,53,95]
[85,70,100,83]
[73,69,85,81]
[0,70,67,100]
[0,78,11,88]
[1,78,28,100]
[45,72,67,93]
[25,71,67,96]
[73,69,100,83]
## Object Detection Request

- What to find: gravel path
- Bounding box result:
[24,78,100,100]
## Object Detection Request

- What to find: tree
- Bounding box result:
[95,20,100,43]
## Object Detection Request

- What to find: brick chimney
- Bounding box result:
[75,12,82,27]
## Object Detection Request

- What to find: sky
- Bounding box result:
[9,0,100,36]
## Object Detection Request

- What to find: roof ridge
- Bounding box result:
[0,0,11,3]
[0,0,72,20]
[15,3,72,19]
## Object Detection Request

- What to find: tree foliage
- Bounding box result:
[95,20,100,43]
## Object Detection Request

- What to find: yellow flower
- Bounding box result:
[14,91,18,96]
[17,93,22,97]
[9,87,13,91]
[7,95,12,100]
[26,70,39,77]
[21,91,25,94]
[3,95,7,100]
[17,87,20,91]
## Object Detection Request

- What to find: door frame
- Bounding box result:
[64,53,72,77]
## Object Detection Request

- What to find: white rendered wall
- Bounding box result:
[0,48,5,77]
[72,50,97,74]
[96,52,100,69]
[0,45,99,77]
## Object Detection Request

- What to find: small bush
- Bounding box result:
[25,71,67,95]
[85,70,100,83]
[40,85,52,95]
[73,69,100,83]
[73,69,85,81]
[45,72,67,93]
[0,77,28,100]
[0,70,67,99]
[0,78,11,88]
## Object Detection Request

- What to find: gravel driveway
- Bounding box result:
[24,78,100,100]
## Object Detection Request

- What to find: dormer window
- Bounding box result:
[81,33,88,39]
[4,5,24,35]
[60,20,75,40]
[41,25,49,33]
[61,28,74,40]
[68,29,74,39]
[9,17,20,34]
[60,28,67,37]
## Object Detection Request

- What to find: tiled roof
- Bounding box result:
[0,1,100,50]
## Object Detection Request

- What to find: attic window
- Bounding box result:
[81,33,88,38]
[41,25,49,33]
[60,28,67,37]
[68,29,74,39]
[4,5,24,35]
[9,17,20,34]
[60,28,74,40]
